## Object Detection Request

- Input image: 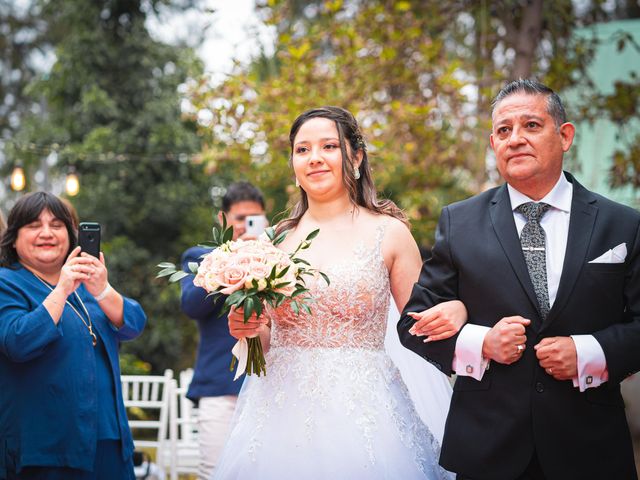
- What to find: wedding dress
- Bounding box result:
[213,225,454,479]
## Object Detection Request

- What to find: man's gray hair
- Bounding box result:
[491,79,567,129]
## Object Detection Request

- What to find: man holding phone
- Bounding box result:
[180,181,266,479]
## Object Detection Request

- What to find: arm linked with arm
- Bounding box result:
[397,206,461,376]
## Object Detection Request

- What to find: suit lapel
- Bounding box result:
[489,185,541,322]
[542,174,598,329]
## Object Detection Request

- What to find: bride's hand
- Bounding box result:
[228,306,270,339]
[407,300,467,342]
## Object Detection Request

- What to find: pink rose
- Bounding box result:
[217,263,250,295]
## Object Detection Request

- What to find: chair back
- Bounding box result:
[121,369,175,475]
[167,368,200,477]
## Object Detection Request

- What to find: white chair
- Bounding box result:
[121,369,175,478]
[167,368,201,478]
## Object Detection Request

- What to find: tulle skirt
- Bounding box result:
[213,346,453,480]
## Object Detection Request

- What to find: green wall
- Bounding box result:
[569,19,640,208]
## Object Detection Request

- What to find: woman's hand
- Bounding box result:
[228,306,270,340]
[56,246,91,297]
[78,252,109,297]
[407,300,468,342]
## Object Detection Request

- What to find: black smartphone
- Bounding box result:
[78,222,101,258]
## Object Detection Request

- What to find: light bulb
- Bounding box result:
[65,172,80,196]
[10,166,26,191]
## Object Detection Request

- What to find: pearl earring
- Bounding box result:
[354,168,361,180]
[295,177,300,188]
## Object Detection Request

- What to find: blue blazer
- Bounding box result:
[180,246,243,402]
[0,264,146,477]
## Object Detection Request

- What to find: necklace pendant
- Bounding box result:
[89,327,97,347]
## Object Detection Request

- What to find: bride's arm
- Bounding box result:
[384,218,466,342]
[228,307,271,352]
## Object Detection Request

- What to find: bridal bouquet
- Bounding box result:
[157,216,328,378]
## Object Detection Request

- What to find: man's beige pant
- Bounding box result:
[197,395,237,480]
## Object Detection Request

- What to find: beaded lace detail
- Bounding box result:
[269,224,390,350]
[221,221,452,479]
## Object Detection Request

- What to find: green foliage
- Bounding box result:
[186,1,640,249]
[9,0,208,374]
[188,1,479,246]
[119,353,152,375]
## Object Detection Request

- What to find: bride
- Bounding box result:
[213,106,465,479]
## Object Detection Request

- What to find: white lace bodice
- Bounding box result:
[269,224,390,350]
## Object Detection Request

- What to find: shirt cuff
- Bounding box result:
[453,324,491,381]
[571,334,609,392]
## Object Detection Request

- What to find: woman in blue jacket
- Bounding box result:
[0,192,146,480]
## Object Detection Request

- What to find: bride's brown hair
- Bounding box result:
[277,106,407,234]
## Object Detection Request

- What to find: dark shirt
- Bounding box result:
[181,246,244,401]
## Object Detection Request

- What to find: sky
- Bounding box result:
[147,0,276,83]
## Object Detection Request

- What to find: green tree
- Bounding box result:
[187,0,640,248]
[0,1,47,140]
[10,0,213,373]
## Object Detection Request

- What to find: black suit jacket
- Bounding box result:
[398,172,640,480]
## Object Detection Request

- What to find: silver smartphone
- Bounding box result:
[245,215,267,236]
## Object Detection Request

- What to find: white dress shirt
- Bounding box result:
[452,173,608,391]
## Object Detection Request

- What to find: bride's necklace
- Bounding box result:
[33,274,98,347]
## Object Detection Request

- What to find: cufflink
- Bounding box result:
[586,375,593,385]
[466,365,474,374]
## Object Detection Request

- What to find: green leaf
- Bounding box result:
[223,226,233,243]
[244,296,255,322]
[157,262,175,268]
[276,265,290,278]
[254,300,263,318]
[272,229,289,246]
[269,264,278,279]
[319,272,331,286]
[273,282,291,289]
[290,300,299,315]
[198,242,217,249]
[301,303,312,315]
[168,271,190,282]
[156,267,177,278]
[305,229,320,241]
[227,290,246,306]
[187,262,199,273]
[291,288,308,298]
[265,226,276,241]
[211,229,220,245]
[292,257,310,266]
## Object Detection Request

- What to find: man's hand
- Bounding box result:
[535,337,577,380]
[482,316,530,364]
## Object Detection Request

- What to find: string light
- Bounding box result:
[65,168,80,196]
[10,166,26,191]
[2,139,202,163]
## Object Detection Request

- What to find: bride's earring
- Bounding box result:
[295,177,300,188]
[354,167,361,180]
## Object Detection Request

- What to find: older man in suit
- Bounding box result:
[398,79,640,479]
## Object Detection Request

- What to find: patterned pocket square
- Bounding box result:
[588,243,627,264]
